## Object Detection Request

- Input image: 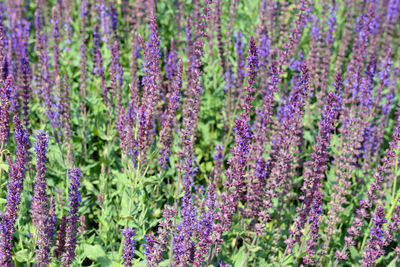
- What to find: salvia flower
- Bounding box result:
[214,37,259,254]
[54,215,67,258]
[0,76,12,148]
[159,60,183,168]
[121,228,135,267]
[144,206,176,266]
[31,130,52,265]
[286,87,341,263]
[361,205,387,266]
[0,116,28,266]
[137,14,162,161]
[335,102,400,266]
[62,167,82,265]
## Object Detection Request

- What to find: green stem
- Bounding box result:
[387,190,400,222]
[360,206,377,252]
[0,142,5,181]
[390,255,399,267]
[392,149,399,201]
[241,234,258,267]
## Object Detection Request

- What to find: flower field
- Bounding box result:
[0,0,400,266]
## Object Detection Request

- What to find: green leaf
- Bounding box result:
[349,246,360,260]
[233,247,247,267]
[83,244,106,260]
[0,163,9,173]
[14,249,30,262]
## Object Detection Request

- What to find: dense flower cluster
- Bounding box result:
[1,0,400,266]
[121,228,136,267]
[31,130,53,264]
[62,168,82,265]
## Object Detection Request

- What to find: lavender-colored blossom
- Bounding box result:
[164,38,178,81]
[0,20,8,79]
[286,88,341,263]
[31,130,53,265]
[121,228,135,267]
[159,61,183,168]
[173,5,213,262]
[264,62,310,229]
[80,0,88,116]
[215,0,226,74]
[62,168,82,265]
[0,116,28,266]
[0,76,12,147]
[278,0,311,74]
[214,37,259,257]
[362,205,386,266]
[343,1,378,114]
[173,163,198,264]
[54,216,67,258]
[20,51,31,131]
[193,184,217,266]
[137,14,162,162]
[109,2,118,36]
[99,0,111,43]
[213,144,224,186]
[335,101,400,266]
[144,206,176,266]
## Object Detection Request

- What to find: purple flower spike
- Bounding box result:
[54,216,67,258]
[362,205,387,266]
[0,116,28,266]
[214,37,259,256]
[31,130,53,265]
[0,76,12,148]
[159,60,183,168]
[121,228,135,267]
[62,168,82,265]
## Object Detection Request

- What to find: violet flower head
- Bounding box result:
[31,130,53,265]
[20,50,31,130]
[0,116,28,266]
[110,3,118,35]
[159,61,183,168]
[386,0,400,25]
[193,183,217,265]
[310,15,320,40]
[6,116,29,223]
[144,205,176,265]
[62,167,82,265]
[215,38,260,252]
[54,215,67,258]
[362,205,387,266]
[246,36,259,85]
[302,89,341,264]
[121,228,135,267]
[241,36,259,122]
[164,38,178,81]
[136,14,162,161]
[259,31,270,70]
[100,0,111,43]
[213,144,224,184]
[326,2,337,46]
[0,75,11,147]
[173,162,198,265]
